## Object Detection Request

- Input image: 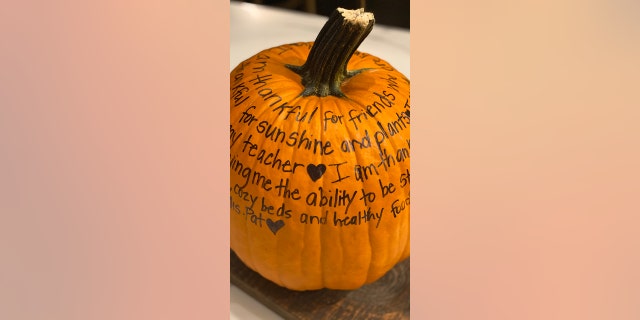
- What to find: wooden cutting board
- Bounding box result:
[231,250,410,319]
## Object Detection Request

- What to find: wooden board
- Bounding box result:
[230,250,410,320]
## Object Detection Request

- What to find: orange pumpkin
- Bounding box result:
[230,8,410,291]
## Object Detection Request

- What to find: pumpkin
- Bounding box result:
[230,8,410,291]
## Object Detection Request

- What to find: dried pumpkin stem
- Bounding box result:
[287,8,375,97]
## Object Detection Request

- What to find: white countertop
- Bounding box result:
[230,1,410,77]
[229,2,409,319]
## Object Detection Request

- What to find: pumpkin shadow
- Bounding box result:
[231,250,409,320]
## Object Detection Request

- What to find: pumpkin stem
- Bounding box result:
[287,8,375,97]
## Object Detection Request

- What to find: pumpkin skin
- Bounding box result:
[230,9,410,291]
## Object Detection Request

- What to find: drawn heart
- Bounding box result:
[267,219,285,235]
[306,164,326,182]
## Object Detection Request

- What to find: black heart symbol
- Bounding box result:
[306,164,326,182]
[267,219,285,235]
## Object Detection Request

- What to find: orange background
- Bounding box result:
[1,0,639,319]
[1,1,229,319]
[415,1,639,319]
